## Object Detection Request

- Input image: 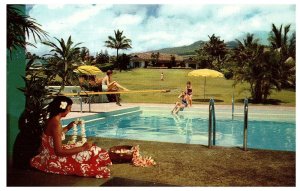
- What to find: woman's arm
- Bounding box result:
[62,121,76,134]
[50,121,91,156]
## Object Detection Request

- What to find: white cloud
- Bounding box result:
[216,5,242,18]
[26,4,296,56]
[112,14,143,26]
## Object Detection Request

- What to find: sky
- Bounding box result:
[25,3,296,57]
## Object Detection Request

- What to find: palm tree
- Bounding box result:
[202,34,227,70]
[42,36,82,90]
[7,5,49,57]
[232,33,276,102]
[268,23,291,58]
[268,23,295,88]
[7,5,51,169]
[105,30,132,71]
[79,47,90,63]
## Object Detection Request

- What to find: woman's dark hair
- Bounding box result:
[106,70,113,75]
[48,96,73,118]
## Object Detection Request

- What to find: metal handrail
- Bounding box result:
[243,98,248,151]
[208,98,216,148]
[232,93,234,119]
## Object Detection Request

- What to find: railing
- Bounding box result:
[208,98,216,148]
[207,97,249,151]
[232,93,234,119]
[243,98,249,151]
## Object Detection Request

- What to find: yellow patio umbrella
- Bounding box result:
[188,69,224,100]
[74,65,103,76]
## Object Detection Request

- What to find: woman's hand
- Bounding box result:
[67,121,77,129]
[82,141,93,151]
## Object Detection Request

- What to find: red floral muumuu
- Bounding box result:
[30,134,112,178]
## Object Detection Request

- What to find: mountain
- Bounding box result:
[150,40,206,56]
[150,40,239,56]
[147,31,271,56]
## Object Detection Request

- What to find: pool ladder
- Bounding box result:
[208,99,216,148]
[243,98,248,151]
[208,98,249,151]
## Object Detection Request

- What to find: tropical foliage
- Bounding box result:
[193,24,296,103]
[268,24,296,88]
[79,47,90,63]
[232,33,279,102]
[42,36,82,90]
[201,34,228,70]
[7,5,48,57]
[95,50,110,65]
[7,5,52,168]
[151,52,160,66]
[14,66,56,168]
[105,29,132,71]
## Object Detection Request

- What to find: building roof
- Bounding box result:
[131,52,184,62]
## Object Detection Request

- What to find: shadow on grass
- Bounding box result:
[193,98,224,103]
[235,98,284,105]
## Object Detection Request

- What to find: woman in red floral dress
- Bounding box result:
[30,96,112,178]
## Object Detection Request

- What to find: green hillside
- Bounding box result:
[151,40,238,56]
[151,40,205,56]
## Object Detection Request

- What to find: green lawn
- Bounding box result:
[111,68,295,106]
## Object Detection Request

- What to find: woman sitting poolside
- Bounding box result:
[30,96,112,178]
[102,70,128,106]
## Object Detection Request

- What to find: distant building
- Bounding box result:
[129,52,184,68]
[183,56,201,69]
[26,58,48,70]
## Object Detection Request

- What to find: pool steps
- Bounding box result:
[62,106,141,125]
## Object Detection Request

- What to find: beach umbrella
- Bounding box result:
[74,65,103,76]
[188,69,224,99]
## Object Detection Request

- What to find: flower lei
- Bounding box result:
[68,119,87,146]
[60,101,68,109]
[131,145,156,167]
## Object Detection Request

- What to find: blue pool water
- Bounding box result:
[65,106,295,151]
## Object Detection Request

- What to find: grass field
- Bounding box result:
[110,68,295,106]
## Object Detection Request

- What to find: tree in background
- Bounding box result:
[79,47,90,63]
[232,33,282,103]
[268,24,296,88]
[105,29,132,71]
[95,50,110,65]
[151,52,160,67]
[119,53,131,71]
[169,55,176,68]
[42,36,82,90]
[202,34,227,70]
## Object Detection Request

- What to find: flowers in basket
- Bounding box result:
[109,145,156,167]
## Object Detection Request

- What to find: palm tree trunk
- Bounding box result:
[117,49,120,72]
[60,61,68,93]
[253,82,263,103]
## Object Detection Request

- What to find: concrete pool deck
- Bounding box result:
[7,103,296,187]
[67,102,295,119]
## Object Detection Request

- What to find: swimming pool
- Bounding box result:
[65,106,295,151]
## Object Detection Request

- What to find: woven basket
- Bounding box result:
[108,145,133,163]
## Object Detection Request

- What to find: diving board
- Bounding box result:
[62,89,170,97]
[53,89,170,112]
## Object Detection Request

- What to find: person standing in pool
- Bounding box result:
[30,96,112,178]
[185,81,193,107]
